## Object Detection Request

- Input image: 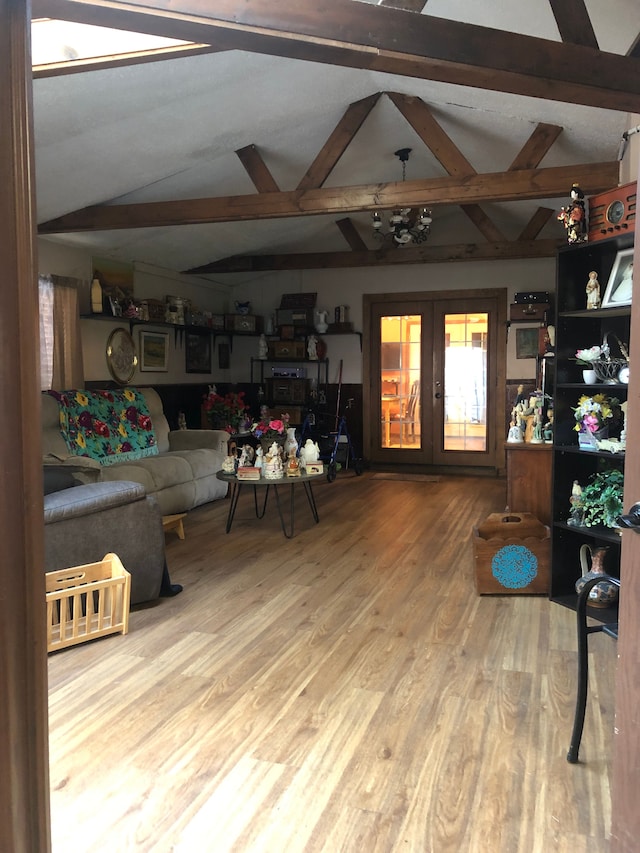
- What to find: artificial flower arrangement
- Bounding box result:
[573,392,619,433]
[251,411,290,442]
[202,389,249,433]
[574,345,602,365]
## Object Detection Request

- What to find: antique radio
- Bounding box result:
[588,182,636,242]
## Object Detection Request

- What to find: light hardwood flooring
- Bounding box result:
[47,473,617,852]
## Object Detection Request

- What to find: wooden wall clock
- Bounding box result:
[588,181,636,242]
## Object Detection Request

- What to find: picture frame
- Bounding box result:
[602,248,634,308]
[515,327,539,359]
[139,330,169,372]
[185,330,212,374]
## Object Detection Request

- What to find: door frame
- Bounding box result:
[363,288,507,473]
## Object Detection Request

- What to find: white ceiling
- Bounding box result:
[32,0,640,277]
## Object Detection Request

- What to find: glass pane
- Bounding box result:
[380,315,421,449]
[443,313,487,452]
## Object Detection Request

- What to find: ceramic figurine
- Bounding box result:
[284,427,298,457]
[585,271,601,310]
[222,454,236,474]
[238,445,254,467]
[307,335,318,360]
[258,334,268,360]
[263,442,284,479]
[300,439,320,467]
[254,445,263,470]
[286,448,301,477]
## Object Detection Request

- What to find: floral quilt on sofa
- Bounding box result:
[48,388,159,466]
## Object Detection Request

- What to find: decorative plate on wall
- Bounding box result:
[106,327,138,385]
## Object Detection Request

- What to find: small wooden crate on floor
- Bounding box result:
[45,553,131,653]
[472,512,550,595]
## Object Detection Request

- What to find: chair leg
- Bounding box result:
[567,574,619,763]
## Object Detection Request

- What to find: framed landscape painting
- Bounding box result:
[139,330,169,372]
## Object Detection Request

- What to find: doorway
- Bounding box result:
[363,289,506,471]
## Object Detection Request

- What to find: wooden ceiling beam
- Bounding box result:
[336,217,368,251]
[548,0,598,49]
[297,93,382,191]
[31,0,640,113]
[518,206,555,241]
[508,123,563,170]
[39,161,618,233]
[184,238,562,274]
[459,205,506,243]
[235,145,280,193]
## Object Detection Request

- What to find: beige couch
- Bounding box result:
[42,387,229,516]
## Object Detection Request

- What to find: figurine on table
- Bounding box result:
[585,271,601,310]
[568,480,584,526]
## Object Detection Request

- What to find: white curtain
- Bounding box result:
[38,274,85,390]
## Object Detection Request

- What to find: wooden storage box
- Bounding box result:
[225,314,259,333]
[269,340,306,359]
[268,377,308,404]
[276,307,314,327]
[509,302,550,322]
[45,553,131,653]
[472,512,550,595]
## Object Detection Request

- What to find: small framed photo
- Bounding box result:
[602,248,634,307]
[185,330,212,374]
[139,330,169,372]
[515,327,539,359]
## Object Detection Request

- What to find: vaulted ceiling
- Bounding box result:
[32,0,640,277]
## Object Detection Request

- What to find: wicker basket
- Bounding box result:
[593,358,628,383]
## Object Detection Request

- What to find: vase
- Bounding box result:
[575,544,618,608]
[284,427,298,457]
[582,368,598,384]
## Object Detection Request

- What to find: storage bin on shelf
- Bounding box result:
[472,512,550,595]
[45,553,131,652]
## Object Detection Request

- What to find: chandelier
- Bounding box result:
[372,148,433,246]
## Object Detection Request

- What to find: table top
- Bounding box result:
[216,469,324,486]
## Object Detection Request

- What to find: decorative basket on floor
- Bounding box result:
[45,553,131,653]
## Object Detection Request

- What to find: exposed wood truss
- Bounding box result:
[31,0,640,112]
[39,161,618,233]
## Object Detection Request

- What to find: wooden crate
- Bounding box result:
[472,512,550,595]
[45,553,131,653]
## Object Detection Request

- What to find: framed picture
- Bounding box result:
[139,330,169,372]
[515,327,539,359]
[185,330,212,374]
[602,248,634,307]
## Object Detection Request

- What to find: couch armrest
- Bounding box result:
[43,453,102,492]
[168,429,230,455]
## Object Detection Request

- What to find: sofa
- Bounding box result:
[44,479,166,606]
[42,387,230,516]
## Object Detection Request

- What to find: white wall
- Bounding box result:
[38,238,554,386]
[223,256,555,384]
[38,240,230,384]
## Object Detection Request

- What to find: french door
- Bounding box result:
[363,290,506,470]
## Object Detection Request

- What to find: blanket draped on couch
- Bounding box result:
[49,388,159,466]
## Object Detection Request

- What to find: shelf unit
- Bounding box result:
[551,233,632,619]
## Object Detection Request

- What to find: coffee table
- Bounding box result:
[216,470,321,538]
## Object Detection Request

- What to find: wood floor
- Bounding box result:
[47,473,617,852]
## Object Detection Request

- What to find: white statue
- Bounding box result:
[307,335,318,361]
[299,439,320,467]
[254,445,263,470]
[258,334,268,360]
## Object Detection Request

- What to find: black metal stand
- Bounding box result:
[221,475,320,539]
[567,573,620,763]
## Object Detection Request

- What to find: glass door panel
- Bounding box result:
[443,312,488,452]
[380,314,422,449]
